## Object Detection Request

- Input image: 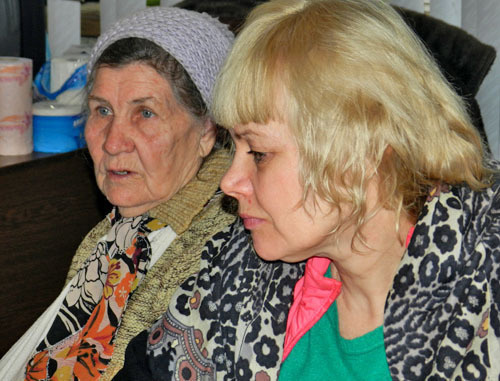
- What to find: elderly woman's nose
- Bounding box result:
[103,118,134,155]
[221,160,252,200]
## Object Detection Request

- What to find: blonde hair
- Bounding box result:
[212,0,490,234]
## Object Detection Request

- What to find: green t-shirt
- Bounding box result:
[279,268,391,380]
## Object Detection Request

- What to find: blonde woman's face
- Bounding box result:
[221,120,340,263]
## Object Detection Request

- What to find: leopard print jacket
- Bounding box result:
[385,166,500,380]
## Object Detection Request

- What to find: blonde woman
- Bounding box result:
[118,0,500,379]
[213,0,499,379]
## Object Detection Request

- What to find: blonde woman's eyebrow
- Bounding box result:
[233,127,266,140]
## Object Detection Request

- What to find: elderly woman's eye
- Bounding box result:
[141,109,155,119]
[97,106,111,117]
[248,150,266,164]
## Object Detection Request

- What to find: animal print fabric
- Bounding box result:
[118,219,304,380]
[117,165,500,381]
[385,172,500,380]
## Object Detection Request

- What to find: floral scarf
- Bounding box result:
[25,208,166,380]
[115,220,304,380]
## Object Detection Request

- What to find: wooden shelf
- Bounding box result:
[0,148,110,356]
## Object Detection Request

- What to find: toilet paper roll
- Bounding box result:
[51,54,89,106]
[32,101,86,153]
[50,54,88,93]
[0,57,33,155]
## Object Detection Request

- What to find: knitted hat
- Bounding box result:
[88,7,234,110]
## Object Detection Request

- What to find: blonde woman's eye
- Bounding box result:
[248,150,266,164]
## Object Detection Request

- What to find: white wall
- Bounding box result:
[100,0,147,34]
[47,0,80,58]
[462,0,500,159]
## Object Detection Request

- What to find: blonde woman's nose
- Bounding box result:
[221,158,253,200]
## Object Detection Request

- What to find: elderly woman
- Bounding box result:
[119,0,500,379]
[0,7,234,381]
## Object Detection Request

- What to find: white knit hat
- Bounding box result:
[88,7,234,109]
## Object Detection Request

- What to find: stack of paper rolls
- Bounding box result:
[0,57,33,155]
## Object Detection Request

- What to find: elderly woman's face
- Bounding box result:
[221,120,341,263]
[86,63,215,217]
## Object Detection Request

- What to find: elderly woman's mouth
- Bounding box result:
[108,170,131,176]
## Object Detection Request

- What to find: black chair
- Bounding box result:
[396,7,496,151]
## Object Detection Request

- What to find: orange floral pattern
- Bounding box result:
[25,210,165,380]
[103,259,122,299]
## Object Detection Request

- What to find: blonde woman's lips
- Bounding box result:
[239,214,264,229]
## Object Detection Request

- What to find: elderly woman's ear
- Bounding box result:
[198,119,217,158]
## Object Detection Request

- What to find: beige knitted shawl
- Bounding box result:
[64,149,235,379]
